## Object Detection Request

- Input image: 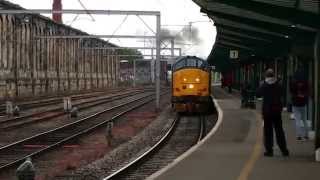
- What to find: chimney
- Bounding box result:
[52,0,62,23]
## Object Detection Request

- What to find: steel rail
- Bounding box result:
[104,115,179,180]
[0,90,145,130]
[0,88,130,115]
[103,114,205,180]
[197,115,206,142]
[0,92,104,114]
[0,92,161,170]
[0,89,143,124]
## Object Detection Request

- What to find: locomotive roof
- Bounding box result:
[174,56,206,64]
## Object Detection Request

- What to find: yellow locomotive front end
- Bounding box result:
[171,56,211,113]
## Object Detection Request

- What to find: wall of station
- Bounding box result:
[0,2,120,100]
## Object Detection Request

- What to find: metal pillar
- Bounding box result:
[171,38,175,59]
[314,31,320,149]
[133,59,136,87]
[151,49,155,83]
[156,15,161,110]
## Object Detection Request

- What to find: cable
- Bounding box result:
[137,15,171,49]
[67,0,95,26]
[137,15,156,35]
[77,0,95,22]
[68,14,80,26]
[106,15,129,42]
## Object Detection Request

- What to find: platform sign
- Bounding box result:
[230,50,239,59]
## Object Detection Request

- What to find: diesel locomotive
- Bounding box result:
[171,56,212,113]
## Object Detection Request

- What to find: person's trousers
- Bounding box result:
[292,105,309,138]
[263,112,288,153]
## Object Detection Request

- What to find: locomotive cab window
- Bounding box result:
[173,56,208,71]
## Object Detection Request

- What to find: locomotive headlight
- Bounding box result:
[195,78,200,82]
[188,84,194,89]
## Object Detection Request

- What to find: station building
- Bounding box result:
[192,0,320,149]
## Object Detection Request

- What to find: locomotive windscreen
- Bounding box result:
[173,56,208,71]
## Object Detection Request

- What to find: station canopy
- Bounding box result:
[193,0,320,72]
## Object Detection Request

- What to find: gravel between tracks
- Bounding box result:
[0,91,170,180]
[59,106,176,180]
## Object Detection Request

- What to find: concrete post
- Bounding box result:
[63,97,72,112]
[171,38,175,59]
[151,49,155,83]
[6,101,13,116]
[133,59,136,87]
[178,48,182,57]
[29,25,35,96]
[14,22,19,97]
[44,30,49,94]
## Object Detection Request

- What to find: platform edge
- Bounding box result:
[147,96,224,180]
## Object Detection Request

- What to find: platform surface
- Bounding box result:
[150,87,320,180]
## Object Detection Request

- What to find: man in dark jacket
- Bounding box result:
[257,69,289,157]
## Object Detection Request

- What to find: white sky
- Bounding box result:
[8,0,216,59]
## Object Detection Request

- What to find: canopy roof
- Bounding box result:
[193,0,319,71]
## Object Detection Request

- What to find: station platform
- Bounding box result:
[149,87,320,180]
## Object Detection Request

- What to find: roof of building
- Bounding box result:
[193,0,320,71]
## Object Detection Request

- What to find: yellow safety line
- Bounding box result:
[237,112,263,180]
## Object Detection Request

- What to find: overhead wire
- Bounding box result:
[106,15,129,43]
[137,15,174,52]
[77,0,95,22]
[68,0,95,26]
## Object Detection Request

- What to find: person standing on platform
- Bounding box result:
[290,67,309,141]
[257,69,289,157]
[223,72,233,93]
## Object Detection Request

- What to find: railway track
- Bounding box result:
[0,87,147,115]
[0,91,163,171]
[0,89,146,130]
[104,114,206,180]
[0,91,105,115]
